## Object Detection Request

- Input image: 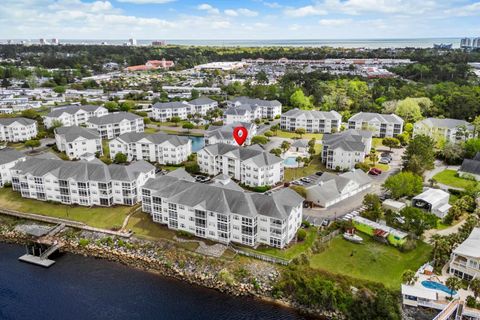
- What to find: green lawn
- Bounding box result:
[244,227,317,260]
[284,157,328,181]
[126,211,177,240]
[433,169,477,190]
[309,233,431,289]
[0,188,130,229]
[276,130,323,140]
[144,127,159,134]
[372,138,384,148]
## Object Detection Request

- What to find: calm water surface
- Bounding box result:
[0,243,310,320]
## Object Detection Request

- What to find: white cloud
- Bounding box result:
[324,0,438,15]
[318,18,352,27]
[263,2,282,9]
[225,8,259,17]
[197,3,220,15]
[117,0,175,3]
[284,5,327,17]
[444,1,480,16]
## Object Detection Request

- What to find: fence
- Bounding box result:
[229,244,291,266]
[317,229,341,244]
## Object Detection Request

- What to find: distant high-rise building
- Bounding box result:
[460,37,480,49]
[39,38,48,45]
[6,40,12,44]
[128,38,137,46]
[473,38,480,48]
[152,40,166,46]
[51,38,59,45]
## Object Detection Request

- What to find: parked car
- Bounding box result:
[292,180,304,186]
[381,152,392,160]
[300,177,312,183]
[315,171,323,176]
[379,157,391,164]
[322,219,330,227]
[368,168,382,175]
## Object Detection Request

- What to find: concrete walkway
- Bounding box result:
[423,218,467,243]
[424,161,462,190]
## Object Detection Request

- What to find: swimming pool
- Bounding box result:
[283,157,297,166]
[421,280,457,296]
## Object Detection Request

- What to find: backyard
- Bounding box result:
[433,169,478,189]
[276,130,323,140]
[0,188,131,229]
[309,233,431,289]
[126,210,177,241]
[284,157,328,181]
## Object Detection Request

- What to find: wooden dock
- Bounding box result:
[18,254,56,267]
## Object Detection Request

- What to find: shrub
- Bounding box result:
[297,229,307,241]
[78,239,90,247]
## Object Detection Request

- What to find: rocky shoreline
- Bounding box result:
[0,224,337,319]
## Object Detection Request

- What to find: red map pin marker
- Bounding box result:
[233,126,248,146]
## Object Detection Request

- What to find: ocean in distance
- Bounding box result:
[3,38,462,48]
[0,243,311,320]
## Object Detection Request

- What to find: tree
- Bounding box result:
[394,97,428,123]
[290,185,307,198]
[383,172,423,199]
[182,122,194,133]
[170,116,182,127]
[369,151,378,167]
[190,89,199,99]
[251,135,269,145]
[290,89,313,110]
[446,277,461,298]
[20,109,39,120]
[440,142,465,165]
[280,141,291,152]
[185,162,200,174]
[264,130,273,137]
[402,135,435,175]
[24,139,41,150]
[120,100,135,112]
[270,148,282,157]
[270,124,280,136]
[255,70,268,84]
[400,206,437,236]
[297,229,307,241]
[469,278,480,300]
[382,137,400,151]
[464,138,480,158]
[104,101,119,112]
[114,152,128,164]
[53,85,66,94]
[402,270,417,285]
[362,194,383,221]
[295,128,306,138]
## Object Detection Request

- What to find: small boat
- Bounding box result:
[343,229,363,244]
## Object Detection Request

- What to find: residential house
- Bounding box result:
[86,112,144,140]
[348,112,404,137]
[321,129,373,170]
[458,152,480,181]
[413,118,474,144]
[280,109,342,133]
[54,126,103,160]
[0,148,26,187]
[152,97,218,122]
[109,132,192,164]
[188,97,218,116]
[11,158,155,206]
[205,122,257,146]
[0,117,38,142]
[197,143,284,187]
[448,227,480,281]
[141,171,303,248]
[412,188,451,219]
[227,96,282,119]
[44,104,108,128]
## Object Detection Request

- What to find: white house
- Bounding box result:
[86,112,144,140]
[348,112,404,137]
[0,117,38,142]
[152,97,218,122]
[0,148,26,187]
[11,157,155,206]
[305,170,372,208]
[197,143,284,187]
[227,97,282,119]
[413,118,475,144]
[141,171,303,248]
[412,188,451,219]
[109,132,192,164]
[448,227,480,281]
[321,130,373,170]
[54,126,103,160]
[280,109,342,133]
[205,122,256,146]
[44,104,108,128]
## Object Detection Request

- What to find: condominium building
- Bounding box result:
[280,109,342,133]
[109,132,192,164]
[0,148,26,187]
[141,171,303,248]
[152,97,218,121]
[54,126,103,160]
[0,117,38,142]
[11,158,155,206]
[188,97,218,115]
[224,105,262,124]
[197,143,284,187]
[226,97,282,119]
[205,122,257,146]
[86,112,144,140]
[348,112,404,137]
[448,227,480,281]
[44,104,108,128]
[413,118,474,144]
[321,130,373,170]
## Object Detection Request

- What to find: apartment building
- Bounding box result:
[11,158,155,206]
[226,97,282,119]
[321,129,373,170]
[141,172,303,248]
[86,112,144,140]
[44,104,108,128]
[348,112,404,137]
[448,227,480,281]
[152,97,218,121]
[280,109,342,133]
[205,122,257,146]
[54,126,103,160]
[109,132,192,164]
[0,117,38,142]
[413,118,474,144]
[197,143,283,187]
[224,104,262,124]
[0,148,26,187]
[188,97,218,115]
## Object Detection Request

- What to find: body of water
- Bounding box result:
[188,136,205,152]
[2,38,462,48]
[0,243,310,320]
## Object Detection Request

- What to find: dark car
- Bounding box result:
[315,171,323,176]
[322,219,330,227]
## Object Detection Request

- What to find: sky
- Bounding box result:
[0,0,479,40]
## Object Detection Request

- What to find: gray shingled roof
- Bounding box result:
[349,112,404,124]
[201,143,282,165]
[55,126,100,142]
[205,122,255,141]
[189,97,216,106]
[87,112,142,125]
[0,148,25,165]
[322,130,369,152]
[47,104,105,117]
[460,158,480,175]
[0,117,36,126]
[282,108,341,120]
[230,96,281,107]
[152,101,190,110]
[115,132,189,147]
[143,174,302,219]
[416,118,474,130]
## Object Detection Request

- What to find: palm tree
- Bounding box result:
[402,270,417,285]
[280,141,291,153]
[446,277,461,299]
[469,278,480,301]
